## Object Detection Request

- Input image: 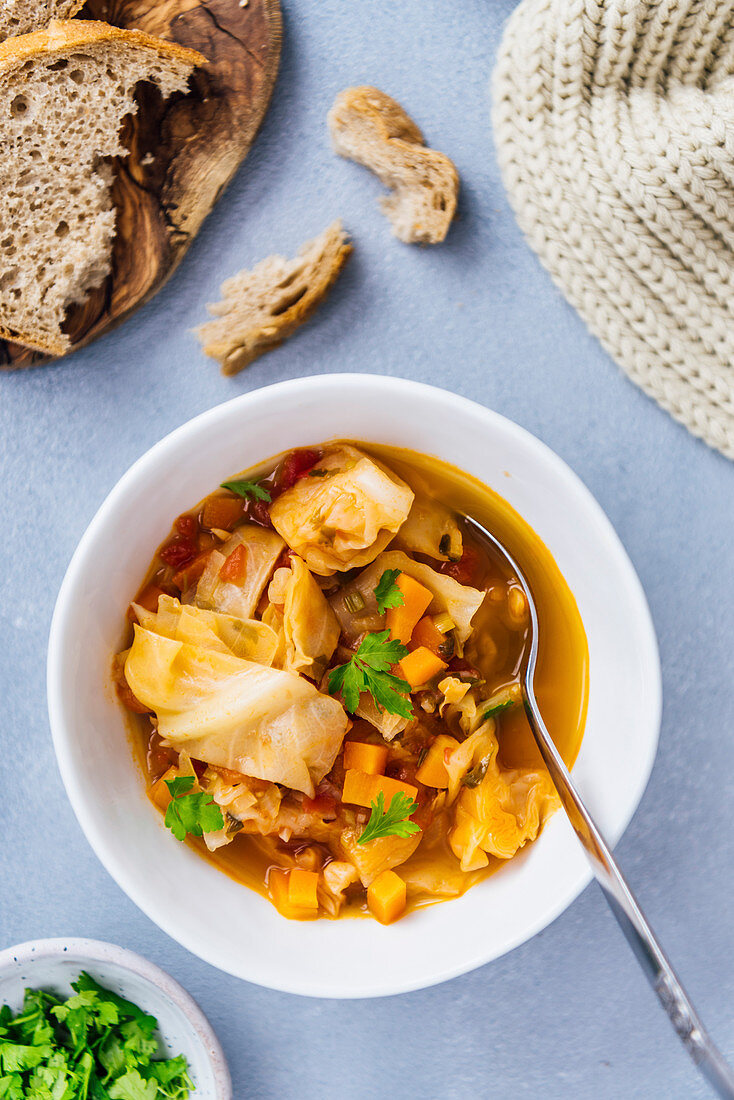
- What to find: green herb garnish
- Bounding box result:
[357,791,420,845]
[0,973,193,1098]
[484,700,516,720]
[462,759,490,788]
[164,775,224,841]
[328,630,413,718]
[374,569,404,615]
[220,478,271,502]
[308,468,332,478]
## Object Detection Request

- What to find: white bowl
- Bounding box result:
[0,938,231,1097]
[47,375,661,998]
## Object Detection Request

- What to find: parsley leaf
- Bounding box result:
[164,776,224,841]
[483,699,518,720]
[220,478,271,503]
[357,791,421,845]
[328,630,413,718]
[0,974,192,1099]
[374,569,404,614]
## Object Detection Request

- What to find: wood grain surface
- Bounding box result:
[0,0,281,368]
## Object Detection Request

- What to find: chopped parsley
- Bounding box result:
[483,699,517,720]
[0,973,193,1098]
[164,775,224,841]
[307,468,332,478]
[220,478,271,502]
[328,630,413,718]
[357,791,420,845]
[374,569,404,615]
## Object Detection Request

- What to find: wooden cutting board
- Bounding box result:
[0,0,281,369]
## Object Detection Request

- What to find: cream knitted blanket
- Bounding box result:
[492,0,734,460]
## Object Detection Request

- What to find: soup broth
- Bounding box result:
[116,441,588,922]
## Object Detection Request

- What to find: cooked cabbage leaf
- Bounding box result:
[134,595,278,665]
[395,492,463,561]
[125,627,348,796]
[269,445,414,575]
[195,524,284,618]
[332,550,484,646]
[449,756,559,871]
[265,555,340,678]
[339,825,422,886]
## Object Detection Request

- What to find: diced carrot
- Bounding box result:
[409,615,446,656]
[128,584,166,619]
[399,646,447,689]
[201,495,244,531]
[386,574,433,644]
[343,741,389,776]
[342,769,418,809]
[149,766,179,812]
[367,869,407,924]
[288,868,320,909]
[172,550,211,591]
[269,868,318,921]
[219,543,247,583]
[415,734,460,789]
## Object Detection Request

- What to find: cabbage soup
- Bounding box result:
[114,442,588,923]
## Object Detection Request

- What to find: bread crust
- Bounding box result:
[0,18,206,75]
[0,323,67,356]
[328,86,458,244]
[196,220,352,375]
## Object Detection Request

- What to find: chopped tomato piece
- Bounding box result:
[159,537,197,570]
[439,544,481,586]
[250,499,273,528]
[219,543,247,583]
[302,793,338,817]
[175,513,198,539]
[278,448,321,490]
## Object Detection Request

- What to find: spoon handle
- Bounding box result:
[523,691,734,1097]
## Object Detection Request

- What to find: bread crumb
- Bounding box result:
[195,220,352,375]
[328,86,458,244]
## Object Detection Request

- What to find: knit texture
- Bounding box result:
[492,0,734,459]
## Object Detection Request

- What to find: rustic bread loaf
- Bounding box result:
[0,0,84,41]
[328,86,458,244]
[0,20,204,355]
[196,220,352,375]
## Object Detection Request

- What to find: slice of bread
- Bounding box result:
[328,86,459,244]
[0,0,84,41]
[0,20,204,356]
[196,220,352,375]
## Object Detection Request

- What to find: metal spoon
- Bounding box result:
[465,516,734,1098]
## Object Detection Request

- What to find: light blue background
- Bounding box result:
[1,1,733,1096]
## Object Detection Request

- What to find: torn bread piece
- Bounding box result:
[328,86,458,244]
[0,0,84,41]
[195,220,352,375]
[0,20,204,356]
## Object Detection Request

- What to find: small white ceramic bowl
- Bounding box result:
[0,938,231,1097]
[47,375,661,997]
